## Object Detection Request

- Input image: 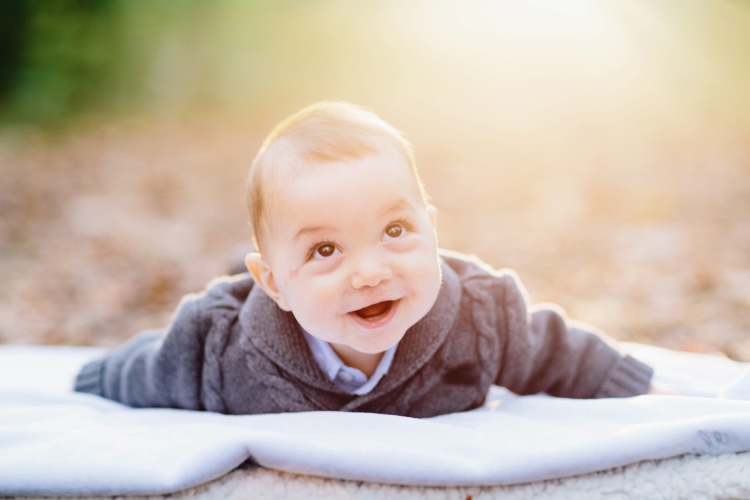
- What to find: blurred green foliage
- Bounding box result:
[2,0,140,125]
[0,0,292,127]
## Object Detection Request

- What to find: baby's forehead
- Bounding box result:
[265,146,425,212]
[268,141,417,189]
[268,162,425,243]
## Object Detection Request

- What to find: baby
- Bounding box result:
[75,101,654,417]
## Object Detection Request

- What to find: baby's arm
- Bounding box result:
[490,272,653,399]
[74,296,208,410]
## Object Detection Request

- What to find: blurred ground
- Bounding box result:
[1,114,749,360]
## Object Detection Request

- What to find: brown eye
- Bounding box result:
[385,224,403,239]
[315,244,336,258]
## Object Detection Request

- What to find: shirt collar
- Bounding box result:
[301,329,398,395]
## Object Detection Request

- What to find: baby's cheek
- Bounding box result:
[287,267,300,281]
[410,255,442,302]
[291,300,331,336]
[403,248,439,278]
[307,254,345,275]
[299,281,339,314]
[385,237,417,253]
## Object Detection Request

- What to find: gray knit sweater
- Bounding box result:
[75,251,653,417]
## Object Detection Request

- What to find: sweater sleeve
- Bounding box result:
[74,296,209,410]
[492,272,653,398]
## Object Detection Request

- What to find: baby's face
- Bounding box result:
[255,146,442,359]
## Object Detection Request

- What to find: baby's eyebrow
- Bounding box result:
[293,225,334,242]
[380,198,415,216]
[292,199,417,242]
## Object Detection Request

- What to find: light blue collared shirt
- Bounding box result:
[301,329,397,395]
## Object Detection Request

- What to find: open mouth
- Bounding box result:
[354,300,394,320]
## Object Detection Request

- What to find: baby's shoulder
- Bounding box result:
[440,249,522,288]
[439,249,529,317]
[176,273,256,319]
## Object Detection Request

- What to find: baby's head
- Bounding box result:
[244,101,442,367]
[246,101,428,251]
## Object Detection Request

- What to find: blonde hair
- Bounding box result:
[246,101,427,253]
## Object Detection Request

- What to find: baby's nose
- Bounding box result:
[350,257,392,289]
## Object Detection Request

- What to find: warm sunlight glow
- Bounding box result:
[485,0,611,38]
[374,0,750,176]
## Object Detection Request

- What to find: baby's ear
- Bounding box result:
[244,252,291,311]
[427,205,438,229]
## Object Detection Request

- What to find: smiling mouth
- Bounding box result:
[353,300,395,320]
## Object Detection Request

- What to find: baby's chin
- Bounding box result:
[352,334,405,355]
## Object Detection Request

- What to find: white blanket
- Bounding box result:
[1,344,749,496]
